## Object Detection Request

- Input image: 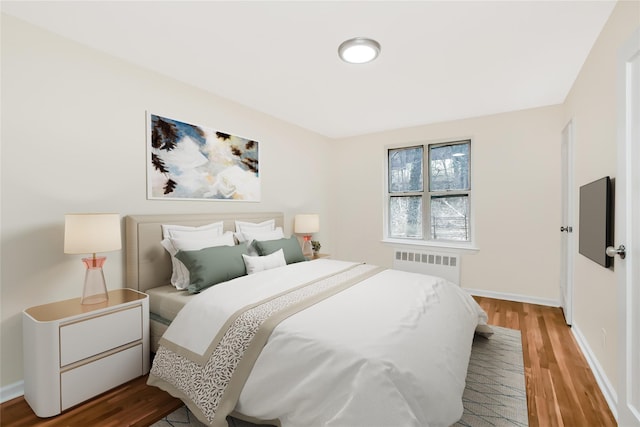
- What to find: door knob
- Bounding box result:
[560,226,573,232]
[606,245,626,259]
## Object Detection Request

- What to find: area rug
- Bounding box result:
[151,326,527,427]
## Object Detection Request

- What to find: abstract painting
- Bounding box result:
[147,113,260,201]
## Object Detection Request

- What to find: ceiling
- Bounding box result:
[2,1,616,139]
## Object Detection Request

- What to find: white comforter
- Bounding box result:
[160,259,488,427]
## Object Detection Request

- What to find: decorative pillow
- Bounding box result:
[161,232,235,289]
[242,249,287,275]
[176,243,248,294]
[236,227,284,255]
[162,221,224,240]
[252,236,307,264]
[234,219,275,240]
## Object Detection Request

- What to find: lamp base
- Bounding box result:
[81,256,109,305]
[301,235,313,258]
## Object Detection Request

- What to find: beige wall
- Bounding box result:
[330,106,564,303]
[0,15,332,389]
[561,0,640,400]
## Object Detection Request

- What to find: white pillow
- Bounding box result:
[161,231,235,289]
[234,219,275,237]
[236,227,284,254]
[242,249,286,275]
[162,222,224,240]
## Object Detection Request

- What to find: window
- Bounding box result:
[387,140,471,244]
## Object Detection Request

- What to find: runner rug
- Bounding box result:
[151,325,528,427]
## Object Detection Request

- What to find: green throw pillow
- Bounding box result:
[253,236,306,264]
[176,243,248,294]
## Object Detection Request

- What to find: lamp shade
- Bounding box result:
[64,213,122,254]
[294,214,320,234]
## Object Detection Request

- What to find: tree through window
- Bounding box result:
[388,140,471,242]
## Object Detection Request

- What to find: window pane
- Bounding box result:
[429,142,470,191]
[389,147,423,193]
[430,195,470,241]
[390,196,423,238]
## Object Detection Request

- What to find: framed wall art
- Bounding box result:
[147,113,260,201]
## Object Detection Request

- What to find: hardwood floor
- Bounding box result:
[0,375,182,427]
[473,296,616,427]
[1,297,617,426]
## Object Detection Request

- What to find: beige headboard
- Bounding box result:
[125,212,285,293]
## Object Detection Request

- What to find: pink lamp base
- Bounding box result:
[81,256,109,305]
[301,235,313,257]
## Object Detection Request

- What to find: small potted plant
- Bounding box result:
[311,240,321,256]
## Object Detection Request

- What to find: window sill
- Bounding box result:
[381,238,480,254]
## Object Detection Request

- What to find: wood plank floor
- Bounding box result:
[1,297,617,426]
[0,374,182,427]
[473,296,616,427]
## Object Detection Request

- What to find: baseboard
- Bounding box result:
[463,287,559,307]
[1,380,24,404]
[570,324,618,421]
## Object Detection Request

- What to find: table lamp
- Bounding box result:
[294,214,319,257]
[64,213,121,305]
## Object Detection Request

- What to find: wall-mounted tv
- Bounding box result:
[579,176,613,268]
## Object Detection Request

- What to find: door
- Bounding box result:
[613,28,640,427]
[560,120,575,325]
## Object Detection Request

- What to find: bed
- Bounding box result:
[125,213,490,427]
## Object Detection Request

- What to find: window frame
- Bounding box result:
[383,138,478,252]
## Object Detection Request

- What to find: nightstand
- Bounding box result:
[22,288,149,417]
[310,253,330,260]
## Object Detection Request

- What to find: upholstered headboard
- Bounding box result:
[125,212,285,292]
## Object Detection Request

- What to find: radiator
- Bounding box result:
[393,249,461,285]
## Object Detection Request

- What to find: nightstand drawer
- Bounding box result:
[60,306,142,366]
[60,344,142,410]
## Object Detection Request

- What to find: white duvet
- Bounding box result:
[158,259,488,427]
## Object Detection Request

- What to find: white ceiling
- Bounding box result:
[2,1,616,139]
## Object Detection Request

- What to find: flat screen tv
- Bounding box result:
[579,176,613,268]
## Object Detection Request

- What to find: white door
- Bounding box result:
[613,28,640,427]
[560,120,575,325]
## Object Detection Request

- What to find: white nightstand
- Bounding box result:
[22,288,149,417]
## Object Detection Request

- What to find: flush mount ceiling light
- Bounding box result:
[338,37,381,64]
